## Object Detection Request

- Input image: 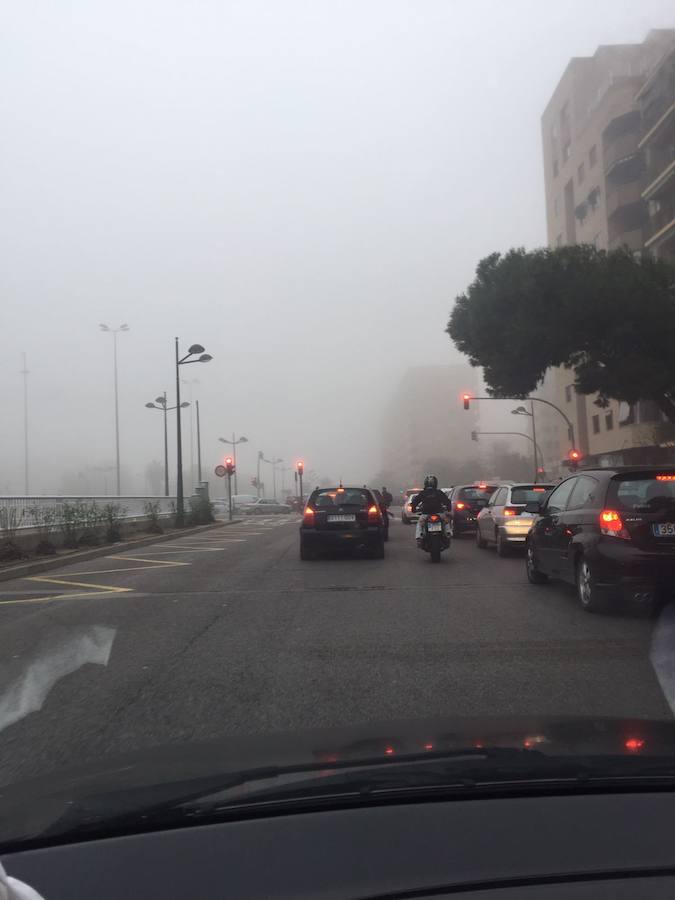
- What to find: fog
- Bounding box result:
[2,0,673,495]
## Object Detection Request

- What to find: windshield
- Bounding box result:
[3,0,675,856]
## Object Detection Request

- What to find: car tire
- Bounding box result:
[526,541,548,584]
[576,555,609,613]
[476,527,487,549]
[496,530,510,557]
[300,542,316,561]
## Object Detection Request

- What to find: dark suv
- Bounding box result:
[447,483,500,536]
[526,467,675,613]
[300,486,386,560]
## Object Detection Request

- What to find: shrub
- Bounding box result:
[27,505,58,555]
[0,507,26,561]
[103,503,126,543]
[144,500,164,534]
[187,495,214,526]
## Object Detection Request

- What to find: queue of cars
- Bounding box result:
[398,468,675,615]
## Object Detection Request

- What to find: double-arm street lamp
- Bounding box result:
[175,340,212,526]
[100,323,130,494]
[145,392,189,496]
[218,434,248,494]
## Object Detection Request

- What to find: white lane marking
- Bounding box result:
[650,602,675,715]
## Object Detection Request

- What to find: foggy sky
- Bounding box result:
[2,1,673,494]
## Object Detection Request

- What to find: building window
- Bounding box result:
[577,162,585,185]
[589,144,597,168]
[592,414,600,434]
[618,402,635,426]
[605,411,614,430]
[565,385,573,403]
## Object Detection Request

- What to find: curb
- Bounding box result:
[0,520,241,583]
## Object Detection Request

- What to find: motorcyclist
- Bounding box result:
[411,475,450,545]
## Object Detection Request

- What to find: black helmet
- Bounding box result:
[424,474,438,489]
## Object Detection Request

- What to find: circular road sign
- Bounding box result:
[214,464,227,477]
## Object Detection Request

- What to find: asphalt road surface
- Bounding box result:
[0,512,672,787]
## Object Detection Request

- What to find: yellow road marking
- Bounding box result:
[28,575,131,593]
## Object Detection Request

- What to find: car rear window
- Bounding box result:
[510,486,553,504]
[458,486,497,501]
[312,489,371,508]
[607,474,675,511]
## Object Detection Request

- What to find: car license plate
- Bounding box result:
[328,514,355,522]
[427,522,442,532]
[652,523,675,537]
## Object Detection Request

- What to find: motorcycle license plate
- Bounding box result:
[427,522,442,532]
[328,514,355,522]
[652,523,675,537]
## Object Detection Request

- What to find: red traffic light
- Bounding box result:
[462,393,471,410]
[224,456,235,474]
[296,460,304,473]
[569,449,581,460]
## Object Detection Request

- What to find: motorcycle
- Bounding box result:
[417,513,451,563]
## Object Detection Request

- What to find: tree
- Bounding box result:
[447,246,675,425]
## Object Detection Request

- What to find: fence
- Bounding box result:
[0,496,177,530]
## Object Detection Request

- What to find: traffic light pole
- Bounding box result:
[463,394,576,455]
[227,470,233,521]
[299,471,303,504]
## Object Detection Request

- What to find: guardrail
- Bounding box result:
[0,495,177,529]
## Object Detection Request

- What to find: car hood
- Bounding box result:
[1,714,674,847]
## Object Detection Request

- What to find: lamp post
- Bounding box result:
[175,340,212,526]
[262,454,283,499]
[219,434,248,495]
[145,392,190,496]
[512,403,540,481]
[99,323,130,494]
[20,352,29,495]
[462,394,576,452]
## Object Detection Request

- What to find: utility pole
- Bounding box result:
[196,400,202,482]
[530,399,539,483]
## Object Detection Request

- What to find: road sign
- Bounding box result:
[215,464,227,477]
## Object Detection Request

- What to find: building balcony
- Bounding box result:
[604,129,644,183]
[639,99,675,150]
[607,199,647,244]
[606,180,643,219]
[608,227,644,252]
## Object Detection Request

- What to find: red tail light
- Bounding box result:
[368,504,382,524]
[503,507,519,517]
[429,514,440,522]
[624,737,645,753]
[599,509,629,539]
[302,507,315,525]
[455,501,466,510]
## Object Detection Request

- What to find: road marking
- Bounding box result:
[650,602,675,715]
[0,574,135,605]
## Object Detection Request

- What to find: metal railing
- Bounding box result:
[0,495,177,529]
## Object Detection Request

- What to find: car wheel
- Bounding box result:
[300,542,316,561]
[475,526,487,549]
[526,541,548,584]
[496,530,510,557]
[576,556,609,613]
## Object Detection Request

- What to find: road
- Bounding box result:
[0,512,672,787]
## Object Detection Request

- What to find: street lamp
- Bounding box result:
[99,323,130,494]
[511,401,539,481]
[262,454,283,500]
[20,352,29,495]
[219,434,248,495]
[175,340,212,526]
[145,392,189,496]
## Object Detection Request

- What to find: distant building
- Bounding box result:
[381,366,479,488]
[539,29,675,472]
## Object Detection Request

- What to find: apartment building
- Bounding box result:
[381,366,478,488]
[539,30,675,473]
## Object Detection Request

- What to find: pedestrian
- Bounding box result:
[381,486,393,508]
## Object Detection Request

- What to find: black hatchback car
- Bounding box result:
[300,486,385,559]
[526,467,675,613]
[447,482,500,536]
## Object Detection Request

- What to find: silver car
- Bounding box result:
[476,483,554,556]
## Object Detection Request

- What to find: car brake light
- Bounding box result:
[456,501,466,510]
[302,507,315,525]
[503,507,519,516]
[429,514,440,522]
[368,504,382,524]
[656,474,675,481]
[599,509,629,539]
[478,482,487,490]
[624,737,645,753]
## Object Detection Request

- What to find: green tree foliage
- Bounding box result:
[447,246,675,425]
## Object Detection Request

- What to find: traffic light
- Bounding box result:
[225,456,235,475]
[462,393,471,410]
[296,460,304,475]
[568,449,581,471]
[471,430,478,442]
